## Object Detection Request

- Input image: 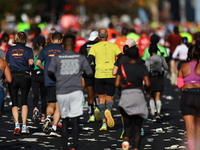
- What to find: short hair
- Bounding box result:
[52,32,63,41]
[99,29,108,39]
[121,27,128,36]
[63,33,76,49]
[173,26,179,34]
[13,32,27,45]
[127,46,139,59]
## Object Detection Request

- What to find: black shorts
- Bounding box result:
[180,89,200,117]
[94,78,115,96]
[149,76,164,92]
[45,86,57,103]
[84,77,94,87]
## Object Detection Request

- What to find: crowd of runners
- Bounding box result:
[0,21,200,150]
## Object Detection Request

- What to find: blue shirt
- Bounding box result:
[37,43,65,86]
[6,44,33,71]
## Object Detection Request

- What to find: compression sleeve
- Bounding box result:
[177,77,184,89]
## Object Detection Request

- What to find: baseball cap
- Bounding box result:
[88,31,98,41]
[125,39,137,47]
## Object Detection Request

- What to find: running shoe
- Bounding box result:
[42,117,52,134]
[99,123,107,131]
[21,126,29,134]
[152,117,157,123]
[155,115,161,123]
[49,128,61,137]
[94,107,102,121]
[57,119,62,128]
[141,128,144,136]
[122,141,129,150]
[87,115,95,122]
[32,109,39,122]
[13,124,21,136]
[104,109,115,128]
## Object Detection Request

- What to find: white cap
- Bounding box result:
[88,31,98,41]
[125,39,137,47]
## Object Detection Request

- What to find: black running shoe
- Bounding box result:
[42,117,52,134]
[155,115,161,123]
[32,109,39,122]
[49,128,61,137]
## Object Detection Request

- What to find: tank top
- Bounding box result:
[184,62,200,84]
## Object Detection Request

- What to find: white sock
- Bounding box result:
[52,125,57,131]
[156,100,162,114]
[15,122,19,127]
[149,100,155,116]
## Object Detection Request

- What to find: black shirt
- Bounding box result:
[117,62,149,90]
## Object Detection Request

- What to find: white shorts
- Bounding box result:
[56,90,84,118]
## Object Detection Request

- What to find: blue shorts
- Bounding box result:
[0,87,5,110]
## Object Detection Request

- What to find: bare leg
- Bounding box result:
[12,106,19,123]
[195,116,200,150]
[21,105,28,125]
[52,102,60,126]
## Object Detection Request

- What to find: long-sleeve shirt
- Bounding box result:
[145,54,168,73]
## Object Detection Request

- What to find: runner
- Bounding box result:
[115,27,128,53]
[88,28,122,131]
[6,32,34,135]
[79,31,101,122]
[145,44,169,123]
[36,32,64,137]
[31,36,47,122]
[115,46,150,150]
[48,33,92,150]
[178,45,200,150]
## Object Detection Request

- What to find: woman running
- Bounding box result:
[145,44,168,123]
[31,36,47,122]
[178,45,200,150]
[6,32,34,135]
[115,46,150,150]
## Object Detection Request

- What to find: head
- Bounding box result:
[126,46,139,60]
[98,29,108,40]
[2,33,9,43]
[148,44,159,56]
[51,32,63,43]
[182,37,188,45]
[46,28,57,45]
[37,36,46,47]
[88,31,99,41]
[13,32,27,45]
[150,34,160,44]
[121,27,129,36]
[34,27,41,37]
[187,45,200,62]
[62,33,76,50]
[173,26,179,34]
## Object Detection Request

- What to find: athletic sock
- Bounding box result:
[188,140,195,150]
[52,125,57,131]
[156,100,162,114]
[88,104,94,116]
[106,101,114,111]
[149,100,155,116]
[94,97,99,107]
[98,104,106,120]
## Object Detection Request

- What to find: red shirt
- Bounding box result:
[74,38,87,53]
[138,36,150,57]
[167,34,182,54]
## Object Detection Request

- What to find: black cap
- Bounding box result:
[150,34,160,44]
[126,46,139,59]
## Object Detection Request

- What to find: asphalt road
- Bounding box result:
[0,77,188,150]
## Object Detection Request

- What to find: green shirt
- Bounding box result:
[142,45,168,60]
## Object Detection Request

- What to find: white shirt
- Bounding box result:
[172,44,188,60]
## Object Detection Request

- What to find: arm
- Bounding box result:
[145,59,151,72]
[172,46,179,59]
[115,74,121,87]
[36,59,44,70]
[143,76,150,93]
[4,61,12,83]
[162,57,169,71]
[112,66,118,76]
[87,55,95,65]
[177,66,184,89]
